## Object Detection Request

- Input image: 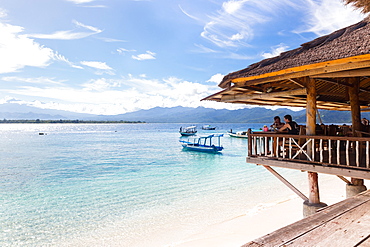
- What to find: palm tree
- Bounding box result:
[344,0,370,13]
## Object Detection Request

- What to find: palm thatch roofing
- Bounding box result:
[344,0,370,13]
[203,17,370,111]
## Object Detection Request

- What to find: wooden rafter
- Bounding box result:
[221,88,307,102]
[311,67,370,78]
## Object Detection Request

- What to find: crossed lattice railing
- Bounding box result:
[248,132,370,169]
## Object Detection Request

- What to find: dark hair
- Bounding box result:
[274,116,280,121]
[284,114,292,122]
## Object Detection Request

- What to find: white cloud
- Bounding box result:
[0,8,7,18]
[207,73,224,84]
[80,61,113,70]
[299,0,365,36]
[262,43,289,59]
[192,44,218,53]
[199,0,298,48]
[185,0,363,49]
[132,51,156,60]
[66,0,96,4]
[82,78,121,91]
[1,76,65,85]
[27,20,102,40]
[99,37,126,42]
[0,23,54,74]
[1,75,242,115]
[53,52,84,69]
[222,0,247,14]
[73,20,101,33]
[117,48,136,54]
[179,5,201,22]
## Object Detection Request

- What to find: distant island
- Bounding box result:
[0,119,145,124]
[1,103,370,123]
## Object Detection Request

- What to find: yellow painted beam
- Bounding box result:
[228,54,370,86]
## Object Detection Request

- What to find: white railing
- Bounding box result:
[248,132,370,169]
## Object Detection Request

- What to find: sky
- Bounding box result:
[0,0,366,115]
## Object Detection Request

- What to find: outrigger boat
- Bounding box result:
[227,130,248,138]
[201,125,216,130]
[180,134,224,153]
[179,126,197,136]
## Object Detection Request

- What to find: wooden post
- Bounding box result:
[247,128,252,157]
[306,77,320,204]
[348,78,361,137]
[348,77,366,192]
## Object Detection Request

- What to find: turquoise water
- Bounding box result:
[1,123,310,246]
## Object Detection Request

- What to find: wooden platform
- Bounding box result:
[243,190,370,246]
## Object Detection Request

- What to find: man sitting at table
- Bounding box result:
[271,116,284,130]
[278,114,299,135]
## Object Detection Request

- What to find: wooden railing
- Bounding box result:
[248,132,370,169]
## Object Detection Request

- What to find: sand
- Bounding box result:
[169,196,303,247]
[166,175,368,247]
[62,175,368,247]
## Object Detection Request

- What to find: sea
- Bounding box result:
[0,123,339,247]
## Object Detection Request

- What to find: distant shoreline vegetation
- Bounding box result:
[0,119,145,124]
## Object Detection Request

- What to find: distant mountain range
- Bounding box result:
[0,103,369,123]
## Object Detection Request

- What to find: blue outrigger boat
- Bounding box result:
[179,134,224,153]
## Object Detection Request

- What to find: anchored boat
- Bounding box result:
[179,126,197,136]
[180,134,224,153]
[201,125,216,130]
[227,130,248,138]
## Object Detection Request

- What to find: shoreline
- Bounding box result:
[165,174,365,247]
[60,174,366,247]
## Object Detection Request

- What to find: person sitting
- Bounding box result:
[278,114,299,135]
[361,117,369,126]
[270,116,284,130]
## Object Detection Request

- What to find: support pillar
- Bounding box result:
[347,78,367,198]
[304,77,327,217]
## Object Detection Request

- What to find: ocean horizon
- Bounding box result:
[2,123,324,246]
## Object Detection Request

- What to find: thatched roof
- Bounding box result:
[219,17,370,88]
[344,0,370,13]
[203,17,370,111]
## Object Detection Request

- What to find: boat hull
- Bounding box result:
[181,144,223,153]
[228,132,248,138]
[180,132,197,136]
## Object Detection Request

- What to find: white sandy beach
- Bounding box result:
[166,174,368,247]
[62,174,368,247]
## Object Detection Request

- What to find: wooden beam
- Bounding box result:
[311,68,370,78]
[315,78,370,93]
[288,78,306,87]
[231,55,370,87]
[263,165,309,201]
[337,175,351,185]
[247,157,370,179]
[221,88,307,102]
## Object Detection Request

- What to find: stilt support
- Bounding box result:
[263,165,308,201]
[346,178,367,198]
[303,200,327,217]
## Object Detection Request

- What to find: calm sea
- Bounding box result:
[1,123,315,246]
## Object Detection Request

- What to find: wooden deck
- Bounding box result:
[243,190,370,247]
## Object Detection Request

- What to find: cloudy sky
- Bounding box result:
[0,0,365,115]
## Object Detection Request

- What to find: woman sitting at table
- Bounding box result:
[271,116,284,130]
[278,114,299,135]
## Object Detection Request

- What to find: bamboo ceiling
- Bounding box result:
[202,17,370,111]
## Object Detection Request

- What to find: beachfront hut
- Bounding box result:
[202,17,370,216]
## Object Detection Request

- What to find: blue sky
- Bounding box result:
[0,0,365,115]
